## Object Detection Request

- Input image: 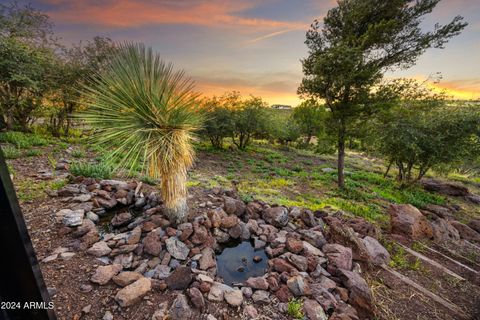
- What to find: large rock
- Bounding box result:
[246,277,269,290]
[362,236,390,266]
[208,282,233,302]
[220,215,239,229]
[421,179,469,196]
[389,204,433,240]
[224,289,243,307]
[87,241,111,257]
[143,231,162,256]
[187,287,205,309]
[91,264,123,285]
[223,196,246,216]
[328,219,370,262]
[170,294,192,320]
[111,211,132,228]
[303,299,328,320]
[337,269,374,318]
[165,266,193,290]
[451,221,480,243]
[251,290,270,304]
[63,210,84,227]
[431,218,460,242]
[115,277,151,307]
[112,271,142,287]
[199,247,216,270]
[165,237,190,260]
[262,206,289,227]
[287,275,311,296]
[323,244,352,272]
[468,219,480,234]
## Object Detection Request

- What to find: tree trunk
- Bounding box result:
[164,197,188,227]
[337,119,346,188]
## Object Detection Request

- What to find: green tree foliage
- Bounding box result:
[48,36,116,136]
[0,2,56,131]
[373,81,480,182]
[79,43,203,225]
[200,94,236,149]
[298,0,467,188]
[266,110,300,146]
[231,96,269,150]
[292,99,327,145]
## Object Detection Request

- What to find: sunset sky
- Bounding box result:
[25,0,480,105]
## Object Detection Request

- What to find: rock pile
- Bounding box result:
[49,177,396,319]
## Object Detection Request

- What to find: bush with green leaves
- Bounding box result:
[201,95,234,149]
[266,110,300,146]
[69,162,113,179]
[1,145,21,159]
[231,96,269,150]
[375,104,480,182]
[292,99,328,145]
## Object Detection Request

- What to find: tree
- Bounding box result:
[298,0,467,188]
[292,99,327,145]
[267,110,300,146]
[231,96,268,150]
[376,104,480,183]
[49,36,116,136]
[79,43,203,225]
[200,95,234,149]
[0,2,56,131]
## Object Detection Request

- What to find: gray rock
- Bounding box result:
[287,275,311,296]
[86,211,99,223]
[199,247,216,270]
[114,277,151,307]
[165,237,190,260]
[63,209,84,227]
[303,299,328,320]
[170,294,192,320]
[153,265,171,279]
[208,282,233,302]
[224,289,244,307]
[102,311,113,320]
[362,236,390,266]
[87,241,112,257]
[252,290,270,304]
[262,206,289,227]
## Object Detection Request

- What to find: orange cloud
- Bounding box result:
[428,79,480,100]
[191,70,302,105]
[43,0,305,30]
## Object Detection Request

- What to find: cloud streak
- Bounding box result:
[41,0,305,30]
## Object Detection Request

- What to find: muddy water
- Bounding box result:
[216,240,268,286]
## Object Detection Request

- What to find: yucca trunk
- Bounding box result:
[161,169,189,225]
[149,130,194,225]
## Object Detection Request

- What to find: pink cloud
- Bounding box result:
[42,0,306,30]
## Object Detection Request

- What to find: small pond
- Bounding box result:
[216,240,268,286]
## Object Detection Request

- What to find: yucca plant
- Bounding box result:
[79,43,202,224]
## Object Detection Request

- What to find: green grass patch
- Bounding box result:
[287,298,304,319]
[69,162,113,179]
[25,149,42,157]
[0,131,49,148]
[71,149,85,158]
[2,145,21,159]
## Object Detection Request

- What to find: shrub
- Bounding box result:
[201,95,234,149]
[1,145,21,159]
[231,96,269,150]
[292,99,327,145]
[25,149,42,157]
[0,131,49,148]
[69,162,113,179]
[375,102,480,183]
[71,150,85,158]
[287,298,304,319]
